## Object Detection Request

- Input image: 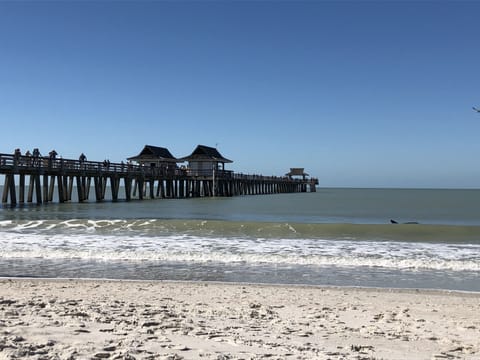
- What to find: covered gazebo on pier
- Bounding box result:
[179,145,232,177]
[286,168,309,180]
[127,145,178,175]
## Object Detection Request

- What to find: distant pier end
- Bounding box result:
[286,168,318,192]
[1,144,318,206]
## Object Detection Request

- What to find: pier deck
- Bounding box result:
[1,153,318,206]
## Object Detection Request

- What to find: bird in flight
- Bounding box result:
[473,106,480,113]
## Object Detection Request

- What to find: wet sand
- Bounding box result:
[0,278,479,359]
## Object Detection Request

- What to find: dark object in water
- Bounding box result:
[390,219,419,224]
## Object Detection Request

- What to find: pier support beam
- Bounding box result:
[19,174,25,203]
[49,176,56,202]
[2,175,16,204]
[34,175,42,204]
[124,177,132,201]
[57,175,64,203]
[76,176,84,202]
[42,175,48,203]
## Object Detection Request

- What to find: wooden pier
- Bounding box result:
[0,152,318,206]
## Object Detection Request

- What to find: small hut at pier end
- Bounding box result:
[127,145,178,175]
[179,145,232,177]
[286,168,309,180]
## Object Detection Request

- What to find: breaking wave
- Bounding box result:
[1,218,480,243]
[1,219,479,272]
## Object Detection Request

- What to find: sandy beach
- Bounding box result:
[0,279,479,360]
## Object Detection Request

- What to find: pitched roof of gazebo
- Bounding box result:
[178,145,232,163]
[127,145,178,162]
[286,168,309,177]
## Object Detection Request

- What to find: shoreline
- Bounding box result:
[3,276,480,296]
[1,278,479,359]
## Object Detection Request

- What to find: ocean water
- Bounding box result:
[1,187,479,291]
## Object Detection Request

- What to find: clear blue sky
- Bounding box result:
[1,1,479,188]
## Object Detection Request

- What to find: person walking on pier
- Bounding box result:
[13,148,21,166]
[32,148,41,166]
[48,149,58,168]
[79,153,87,169]
[25,150,32,166]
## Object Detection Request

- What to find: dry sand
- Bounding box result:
[0,278,479,360]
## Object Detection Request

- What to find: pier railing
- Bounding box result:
[1,153,145,175]
[0,153,190,178]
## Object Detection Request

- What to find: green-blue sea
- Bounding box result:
[1,188,479,291]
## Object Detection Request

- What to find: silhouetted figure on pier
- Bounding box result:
[48,150,58,168]
[32,148,41,166]
[79,153,87,169]
[13,148,21,166]
[24,150,32,166]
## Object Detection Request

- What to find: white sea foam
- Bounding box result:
[286,223,297,233]
[1,231,479,272]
